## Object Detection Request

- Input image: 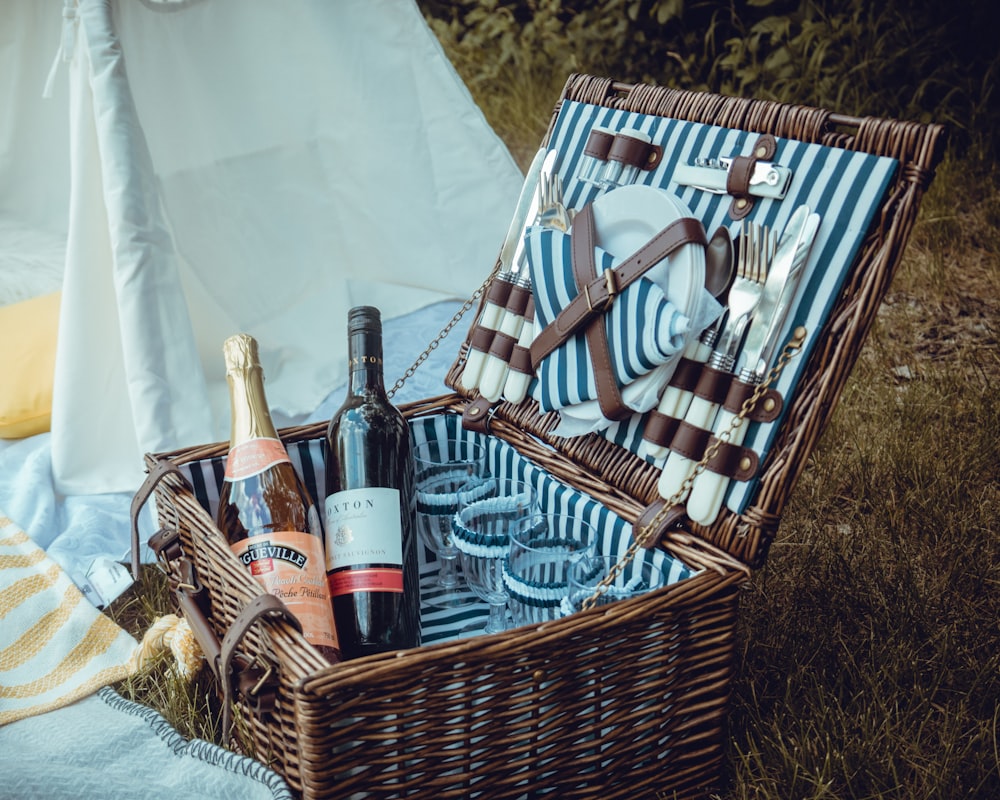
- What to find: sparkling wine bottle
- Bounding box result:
[217,333,340,663]
[324,306,421,659]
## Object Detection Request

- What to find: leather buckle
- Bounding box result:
[584,268,618,312]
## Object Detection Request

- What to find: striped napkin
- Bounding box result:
[526,225,690,417]
[0,511,137,725]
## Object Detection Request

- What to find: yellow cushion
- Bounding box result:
[0,291,60,439]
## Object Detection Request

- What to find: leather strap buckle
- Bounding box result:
[584,268,618,312]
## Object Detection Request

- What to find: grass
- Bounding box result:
[108,12,999,800]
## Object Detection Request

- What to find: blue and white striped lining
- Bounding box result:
[525,226,688,413]
[179,413,697,646]
[543,100,899,515]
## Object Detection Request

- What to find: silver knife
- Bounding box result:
[736,205,818,382]
[686,205,821,525]
[505,147,557,274]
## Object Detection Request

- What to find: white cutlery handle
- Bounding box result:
[641,338,713,459]
[502,312,536,404]
[685,408,750,525]
[478,309,525,401]
[460,298,506,392]
[657,394,719,501]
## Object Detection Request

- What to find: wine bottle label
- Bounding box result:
[230,530,339,650]
[224,437,292,480]
[324,487,404,596]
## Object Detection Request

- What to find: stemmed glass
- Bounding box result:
[413,437,489,608]
[562,554,666,617]
[505,511,597,627]
[451,477,538,634]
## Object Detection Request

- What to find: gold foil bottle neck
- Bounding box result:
[223,333,261,373]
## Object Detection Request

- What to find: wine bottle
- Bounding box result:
[217,333,341,663]
[324,306,421,659]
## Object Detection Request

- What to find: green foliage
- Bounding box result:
[419,0,998,158]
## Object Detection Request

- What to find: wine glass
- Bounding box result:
[505,511,597,627]
[413,437,489,608]
[562,554,666,617]
[451,478,538,634]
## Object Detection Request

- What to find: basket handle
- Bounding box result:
[130,458,193,578]
[143,498,303,742]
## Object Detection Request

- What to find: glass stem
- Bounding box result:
[438,554,459,589]
[485,601,507,634]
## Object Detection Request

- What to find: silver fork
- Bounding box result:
[707,221,771,373]
[535,171,573,232]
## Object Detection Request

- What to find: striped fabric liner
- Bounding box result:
[526,226,689,414]
[543,100,900,514]
[180,415,697,644]
[0,513,137,725]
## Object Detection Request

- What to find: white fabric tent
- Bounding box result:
[2,0,522,495]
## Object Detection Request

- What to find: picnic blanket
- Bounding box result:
[0,510,292,798]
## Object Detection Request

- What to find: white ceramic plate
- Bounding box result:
[590,184,705,318]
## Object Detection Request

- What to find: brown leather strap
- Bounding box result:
[461,395,494,433]
[530,207,707,368]
[583,128,615,160]
[130,458,193,579]
[722,381,783,422]
[570,204,629,421]
[691,364,734,407]
[634,499,688,549]
[468,324,496,355]
[607,132,663,171]
[504,282,532,316]
[666,356,705,393]
[642,411,681,448]
[219,593,302,741]
[487,330,518,361]
[667,420,759,480]
[508,345,534,375]
[484,275,514,305]
[728,133,777,220]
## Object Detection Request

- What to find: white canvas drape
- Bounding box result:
[51,0,522,494]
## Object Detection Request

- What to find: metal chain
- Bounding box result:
[386,265,502,400]
[581,329,806,611]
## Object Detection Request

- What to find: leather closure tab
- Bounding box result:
[704,436,759,481]
[461,396,494,433]
[635,499,688,549]
[722,381,784,422]
[727,133,778,220]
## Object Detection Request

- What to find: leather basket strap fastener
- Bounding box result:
[726,133,778,220]
[130,457,194,578]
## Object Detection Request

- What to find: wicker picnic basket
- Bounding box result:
[131,74,945,799]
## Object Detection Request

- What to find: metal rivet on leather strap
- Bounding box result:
[735,198,748,210]
[755,144,768,158]
[763,398,776,413]
[740,456,753,472]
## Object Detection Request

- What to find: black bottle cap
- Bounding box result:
[348,306,382,334]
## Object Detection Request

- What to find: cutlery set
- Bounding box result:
[460,127,821,523]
